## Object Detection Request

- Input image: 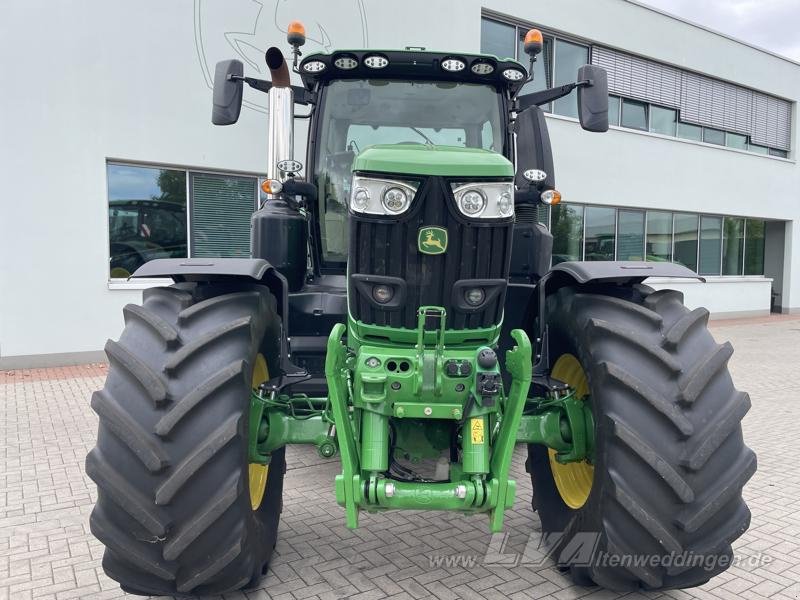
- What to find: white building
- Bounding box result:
[1,0,797,368]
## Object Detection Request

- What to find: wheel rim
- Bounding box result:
[549,353,594,509]
[249,353,269,510]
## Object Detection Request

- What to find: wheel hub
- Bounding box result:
[548,353,594,509]
[249,354,270,510]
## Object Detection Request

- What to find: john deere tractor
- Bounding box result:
[86,23,755,596]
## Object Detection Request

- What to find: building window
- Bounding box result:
[482,15,790,157]
[646,211,672,262]
[727,133,748,150]
[621,99,648,131]
[608,95,621,127]
[617,210,645,260]
[744,219,765,275]
[593,45,791,155]
[551,203,584,264]
[722,217,744,275]
[650,106,677,136]
[190,173,256,258]
[703,128,726,146]
[480,18,516,60]
[107,162,257,279]
[107,164,188,279]
[699,215,722,276]
[553,40,589,118]
[673,213,699,271]
[677,121,703,142]
[584,206,616,260]
[545,203,770,278]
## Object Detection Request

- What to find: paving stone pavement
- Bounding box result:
[2,317,800,600]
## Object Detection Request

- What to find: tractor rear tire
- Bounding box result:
[86,282,285,596]
[528,284,755,591]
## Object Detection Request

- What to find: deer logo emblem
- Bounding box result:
[418,227,448,255]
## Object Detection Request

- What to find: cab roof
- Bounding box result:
[298,49,528,92]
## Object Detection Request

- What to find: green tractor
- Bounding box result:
[86,23,755,596]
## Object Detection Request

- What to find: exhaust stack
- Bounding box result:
[266,47,294,187]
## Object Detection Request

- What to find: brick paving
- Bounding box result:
[2,316,800,600]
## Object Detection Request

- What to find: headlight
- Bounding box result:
[350,176,418,215]
[352,187,370,210]
[502,68,525,81]
[459,190,486,216]
[372,284,394,304]
[302,60,326,73]
[382,187,410,214]
[451,181,514,219]
[464,288,485,306]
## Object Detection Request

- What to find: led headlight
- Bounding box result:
[333,55,358,70]
[441,58,466,72]
[382,187,410,213]
[302,60,326,73]
[459,190,486,216]
[471,61,495,75]
[451,181,514,219]
[364,54,389,69]
[350,176,418,215]
[502,68,525,81]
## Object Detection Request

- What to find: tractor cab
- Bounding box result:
[296,49,525,269]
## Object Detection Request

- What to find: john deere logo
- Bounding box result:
[418,227,448,255]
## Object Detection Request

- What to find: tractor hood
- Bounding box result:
[352,144,513,178]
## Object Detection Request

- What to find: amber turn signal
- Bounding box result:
[261,179,282,195]
[540,189,562,205]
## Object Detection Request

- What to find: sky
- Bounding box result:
[638,0,800,61]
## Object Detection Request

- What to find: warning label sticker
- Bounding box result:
[470,418,485,444]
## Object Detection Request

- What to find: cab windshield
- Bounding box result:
[313,79,505,266]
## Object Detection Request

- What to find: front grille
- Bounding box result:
[348,175,513,330]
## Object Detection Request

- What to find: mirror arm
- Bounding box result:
[517,83,577,111]
[228,75,316,105]
[517,79,596,112]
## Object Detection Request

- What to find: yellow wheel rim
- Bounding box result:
[249,354,269,510]
[549,353,594,510]
[110,267,131,279]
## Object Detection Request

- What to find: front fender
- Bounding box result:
[132,257,288,321]
[548,260,704,289]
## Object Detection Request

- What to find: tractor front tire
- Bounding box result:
[86,282,285,596]
[528,284,755,591]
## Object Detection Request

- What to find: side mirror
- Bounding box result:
[577,65,609,133]
[212,59,244,125]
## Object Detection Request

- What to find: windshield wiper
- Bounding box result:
[411,127,435,145]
